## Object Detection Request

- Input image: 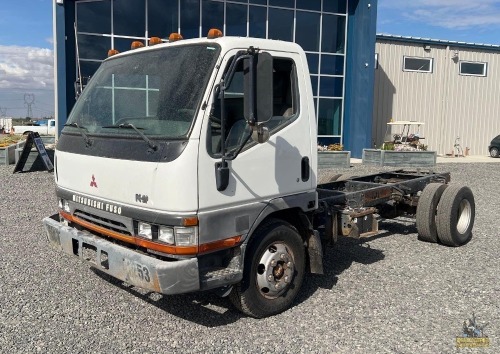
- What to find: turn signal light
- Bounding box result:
[182,216,199,227]
[149,36,162,46]
[168,32,183,42]
[107,49,119,57]
[131,41,145,49]
[207,28,223,39]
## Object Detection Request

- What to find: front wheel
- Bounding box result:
[490,147,499,158]
[229,219,305,318]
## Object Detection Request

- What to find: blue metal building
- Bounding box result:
[53,0,377,157]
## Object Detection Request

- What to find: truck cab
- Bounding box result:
[46,35,318,317]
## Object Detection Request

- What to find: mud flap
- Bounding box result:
[307,230,324,274]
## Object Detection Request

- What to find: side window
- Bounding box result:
[207,56,299,156]
[268,58,299,130]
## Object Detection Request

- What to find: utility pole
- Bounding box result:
[24,93,35,119]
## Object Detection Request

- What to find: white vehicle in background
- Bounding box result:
[43,31,475,318]
[12,119,56,136]
[0,117,13,134]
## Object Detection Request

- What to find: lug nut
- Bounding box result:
[267,275,273,281]
[284,276,289,283]
[287,262,292,268]
[280,253,286,260]
[275,283,281,289]
[270,260,276,267]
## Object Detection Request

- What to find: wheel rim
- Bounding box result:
[255,242,295,299]
[457,199,472,234]
[491,148,498,157]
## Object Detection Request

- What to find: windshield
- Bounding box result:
[66,43,220,138]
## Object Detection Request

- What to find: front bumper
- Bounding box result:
[43,215,200,295]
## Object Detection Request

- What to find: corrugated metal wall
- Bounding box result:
[373,39,500,156]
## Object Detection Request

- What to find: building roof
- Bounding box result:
[377,34,500,52]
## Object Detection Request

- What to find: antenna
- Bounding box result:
[24,93,35,118]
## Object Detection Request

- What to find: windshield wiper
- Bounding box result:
[103,123,158,151]
[64,122,92,147]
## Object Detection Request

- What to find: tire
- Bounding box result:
[336,174,357,182]
[229,219,305,318]
[416,183,448,243]
[436,185,475,247]
[490,147,499,158]
[327,174,343,182]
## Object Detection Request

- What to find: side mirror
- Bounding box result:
[244,52,273,126]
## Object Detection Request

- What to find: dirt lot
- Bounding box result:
[0,163,498,353]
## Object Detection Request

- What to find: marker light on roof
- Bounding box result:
[149,37,162,46]
[207,28,223,39]
[168,33,183,42]
[131,41,145,49]
[107,49,119,57]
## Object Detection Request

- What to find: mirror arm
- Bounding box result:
[225,131,252,161]
[223,51,250,90]
[220,79,227,161]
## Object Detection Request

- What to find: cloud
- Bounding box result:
[379,0,500,30]
[0,45,53,90]
[0,45,54,117]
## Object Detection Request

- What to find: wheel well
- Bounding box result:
[259,208,310,241]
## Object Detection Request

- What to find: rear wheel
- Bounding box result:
[436,185,475,246]
[416,183,448,243]
[229,219,305,318]
[490,147,499,158]
[327,174,343,182]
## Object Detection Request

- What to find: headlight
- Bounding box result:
[174,226,198,246]
[158,226,174,244]
[138,222,153,239]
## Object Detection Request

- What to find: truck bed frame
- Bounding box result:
[314,170,450,241]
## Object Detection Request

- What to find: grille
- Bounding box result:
[74,210,131,235]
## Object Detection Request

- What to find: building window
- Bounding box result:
[76,1,111,34]
[459,61,487,77]
[403,56,433,73]
[72,0,349,145]
[226,3,248,37]
[268,8,294,42]
[201,0,224,37]
[318,99,342,136]
[113,0,145,37]
[148,0,178,38]
[295,11,321,52]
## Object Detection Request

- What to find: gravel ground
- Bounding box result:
[0,163,498,353]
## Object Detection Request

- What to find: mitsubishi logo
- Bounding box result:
[90,175,98,188]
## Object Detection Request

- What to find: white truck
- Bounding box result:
[43,34,475,318]
[0,117,13,134]
[12,119,56,136]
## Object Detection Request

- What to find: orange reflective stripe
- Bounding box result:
[60,211,242,256]
[198,235,242,254]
